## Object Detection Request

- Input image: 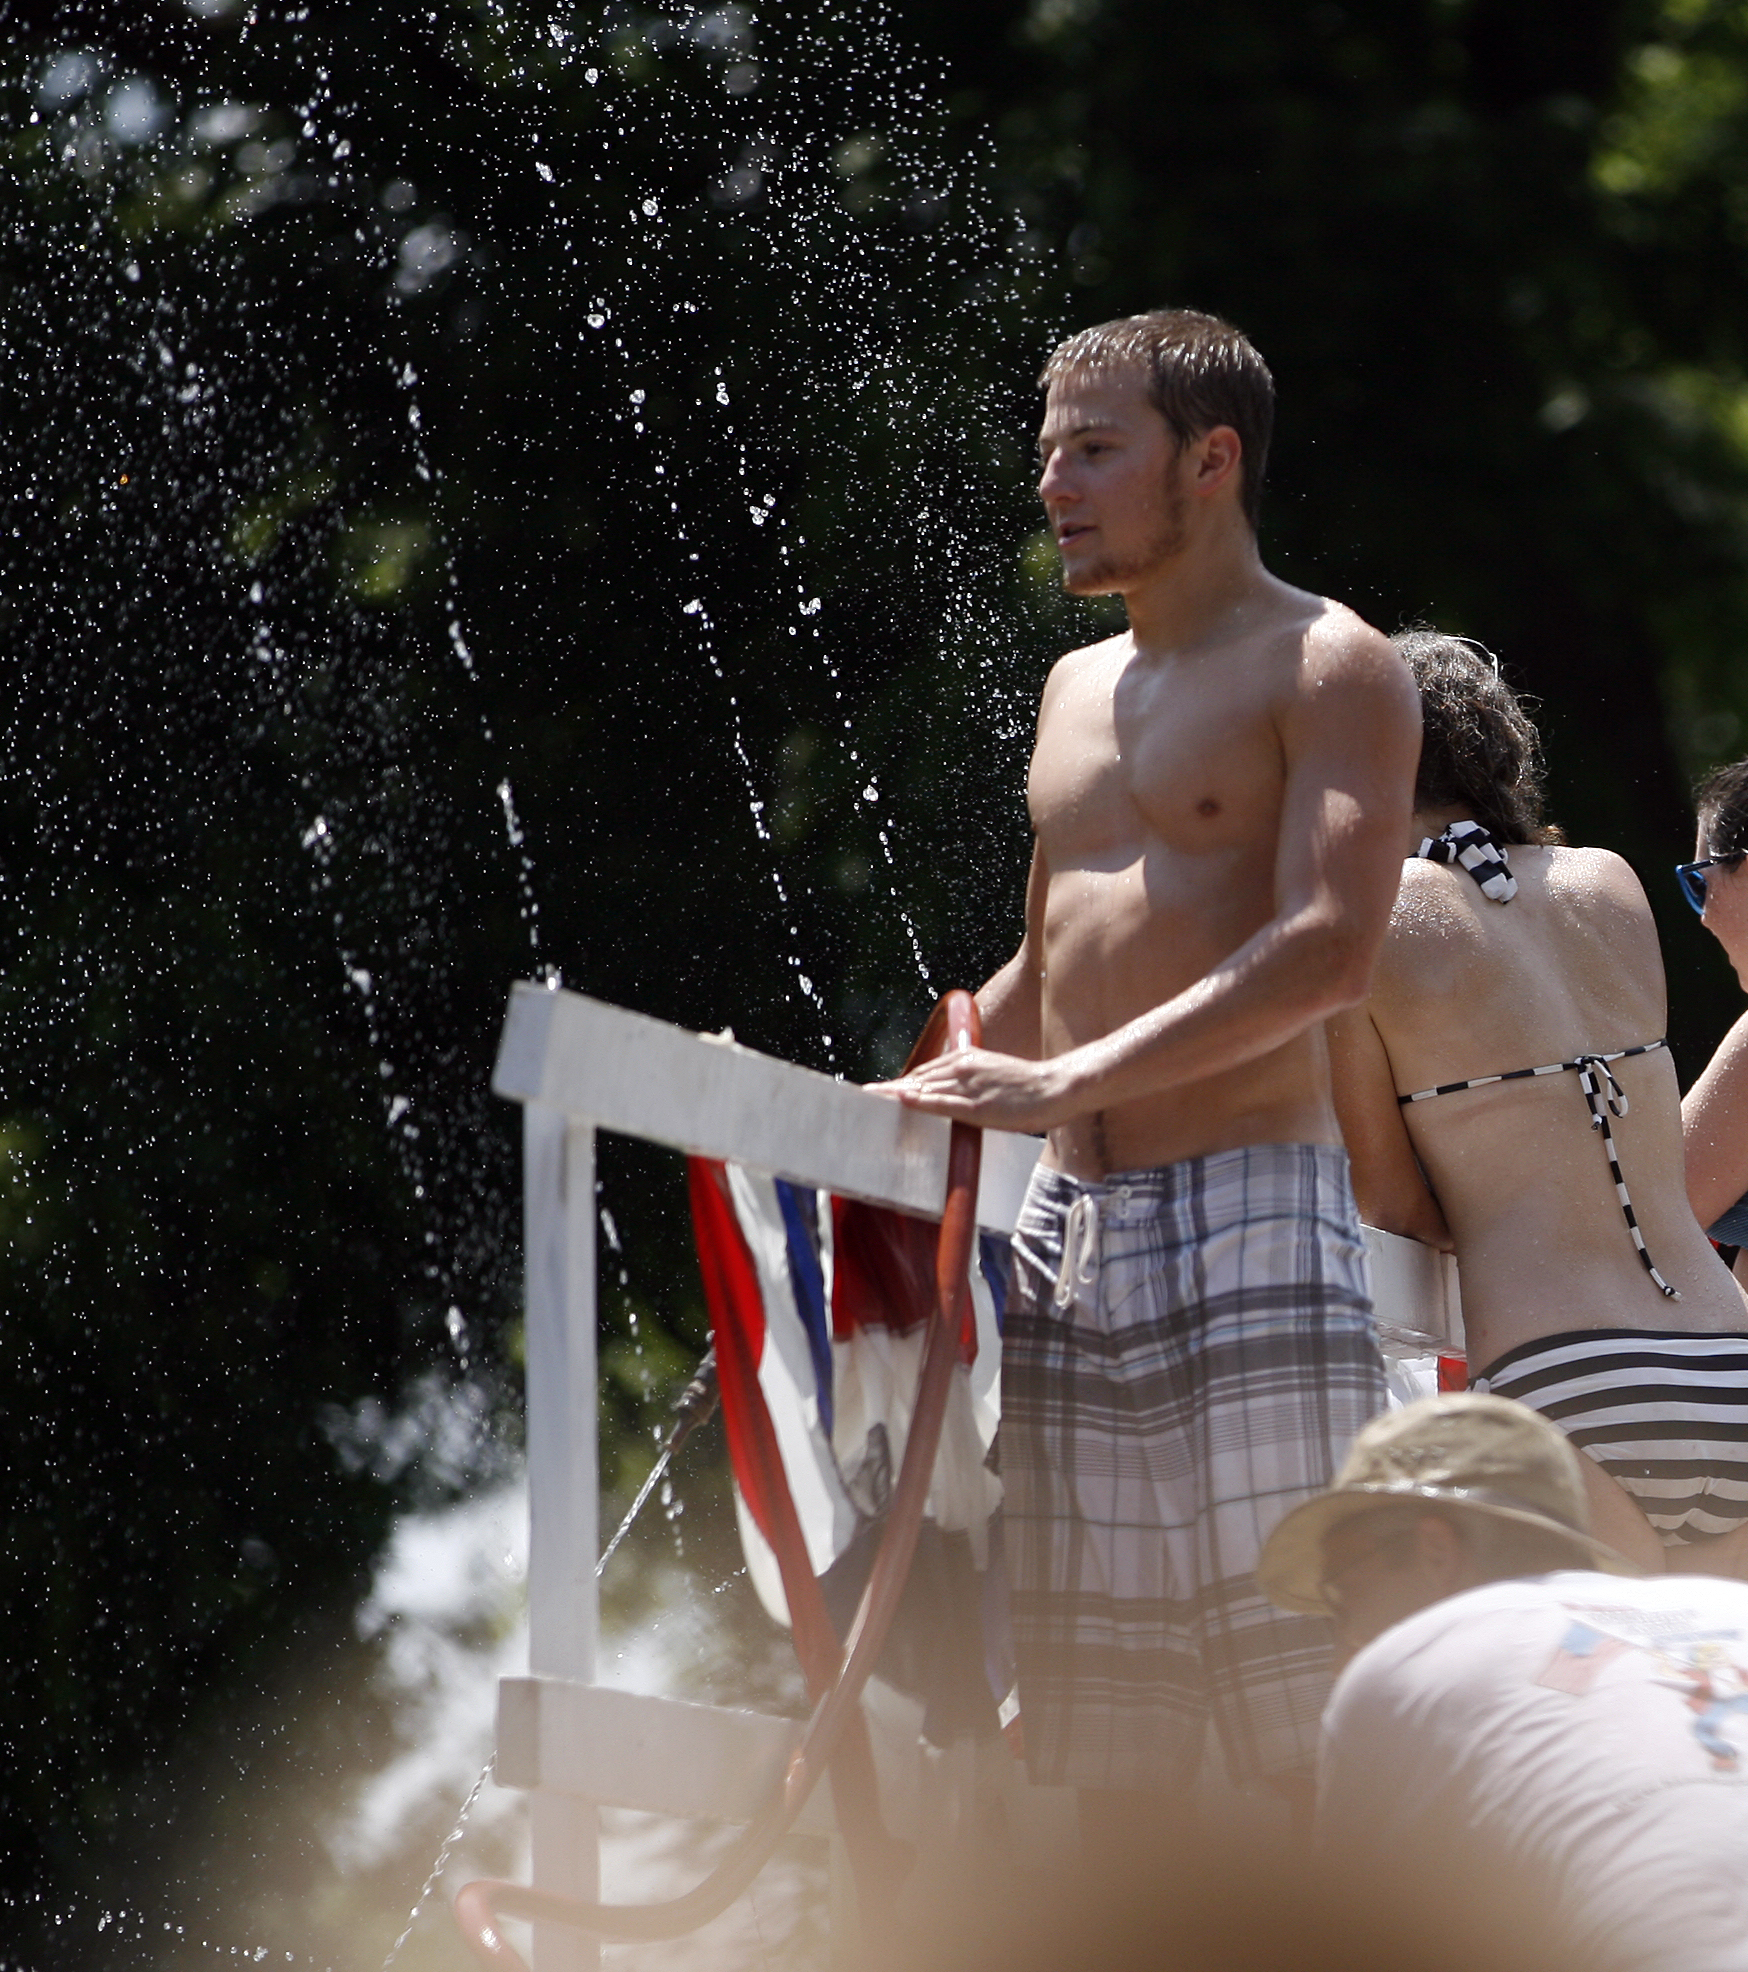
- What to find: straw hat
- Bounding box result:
[1257,1392,1639,1616]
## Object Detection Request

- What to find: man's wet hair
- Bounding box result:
[1695,756,1748,860]
[1039,309,1274,531]
[1395,629,1563,847]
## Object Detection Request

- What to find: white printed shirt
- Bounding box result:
[1321,1571,1748,1970]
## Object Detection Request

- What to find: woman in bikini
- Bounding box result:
[1330,631,1748,1574]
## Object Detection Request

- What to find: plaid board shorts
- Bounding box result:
[1003,1143,1387,1792]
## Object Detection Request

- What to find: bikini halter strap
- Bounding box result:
[1415,818,1516,903]
[1398,1041,1680,1302]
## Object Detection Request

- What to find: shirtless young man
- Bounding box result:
[877,311,1419,1825]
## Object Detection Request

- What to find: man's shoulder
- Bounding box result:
[1262,590,1417,751]
[1333,1574,1593,1693]
[1529,1567,1748,1628]
[1048,629,1128,674]
[1038,631,1128,706]
[1387,1567,1748,1627]
[1236,580,1407,707]
[1288,591,1402,684]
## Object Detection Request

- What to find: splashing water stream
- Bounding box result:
[0,0,1094,1960]
[379,1762,493,1972]
[597,1444,679,1584]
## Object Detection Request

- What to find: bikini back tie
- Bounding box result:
[1417,818,1516,903]
[1398,1041,1680,1301]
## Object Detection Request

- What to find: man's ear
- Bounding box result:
[1188,424,1243,501]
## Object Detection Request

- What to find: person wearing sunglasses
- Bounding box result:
[1679,761,1748,1287]
[1327,632,1748,1577]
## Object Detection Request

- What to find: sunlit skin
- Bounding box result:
[870,365,1421,1178]
[1320,1513,1490,1658]
[1329,808,1748,1576]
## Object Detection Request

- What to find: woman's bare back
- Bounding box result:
[1340,844,1746,1374]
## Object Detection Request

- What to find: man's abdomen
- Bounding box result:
[1046,1031,1342,1179]
[1038,861,1338,1177]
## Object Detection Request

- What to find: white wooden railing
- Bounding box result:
[485,982,1462,1966]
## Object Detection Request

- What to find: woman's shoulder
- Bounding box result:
[1536,843,1657,920]
[1377,860,1492,994]
[1388,854,1486,938]
[1404,841,1653,913]
[1538,841,1646,889]
[1381,841,1657,985]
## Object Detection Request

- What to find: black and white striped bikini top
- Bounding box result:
[1416,816,1517,902]
[1396,820,1679,1301]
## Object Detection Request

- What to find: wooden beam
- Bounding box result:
[521,1108,600,1972]
[496,1678,835,1836]
[1367,1223,1464,1353]
[493,983,1042,1233]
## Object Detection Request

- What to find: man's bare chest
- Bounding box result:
[1028,670,1287,860]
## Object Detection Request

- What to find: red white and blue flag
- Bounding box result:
[689,1158,1014,1741]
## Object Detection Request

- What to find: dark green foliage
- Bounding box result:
[0,5,531,1953]
[0,1,1064,1957]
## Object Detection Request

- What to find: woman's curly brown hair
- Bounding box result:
[1395,629,1563,847]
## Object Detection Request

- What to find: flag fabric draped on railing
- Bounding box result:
[689,1158,1015,1741]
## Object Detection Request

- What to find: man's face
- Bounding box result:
[1319,1514,1449,1656]
[1036,366,1187,596]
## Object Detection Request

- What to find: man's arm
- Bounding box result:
[1326,1005,1453,1250]
[878,624,1420,1130]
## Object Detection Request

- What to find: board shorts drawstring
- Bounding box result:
[1055,1192,1100,1310]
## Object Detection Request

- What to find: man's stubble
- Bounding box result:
[1062,464,1189,598]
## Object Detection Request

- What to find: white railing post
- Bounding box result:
[523,1103,599,1972]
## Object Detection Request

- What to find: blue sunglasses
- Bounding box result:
[1676,853,1746,916]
